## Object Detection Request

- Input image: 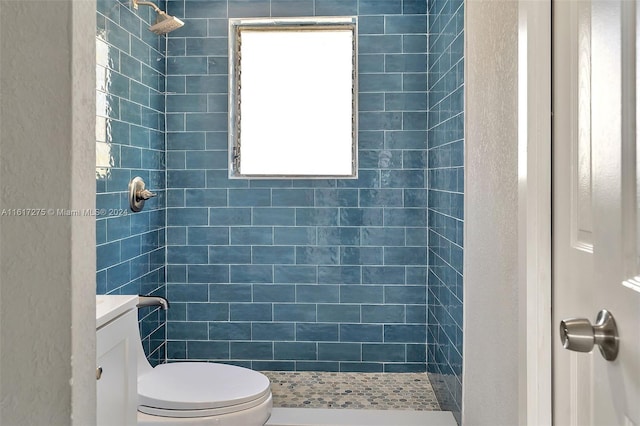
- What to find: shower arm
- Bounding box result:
[133,0,161,13]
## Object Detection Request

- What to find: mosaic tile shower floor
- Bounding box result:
[261,372,441,411]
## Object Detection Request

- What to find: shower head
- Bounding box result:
[132,0,184,35]
[149,11,184,35]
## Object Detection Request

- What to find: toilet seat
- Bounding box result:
[138,363,271,418]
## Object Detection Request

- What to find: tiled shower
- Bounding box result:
[96,0,463,422]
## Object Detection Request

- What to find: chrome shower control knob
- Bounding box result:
[559,309,619,361]
[136,189,157,201]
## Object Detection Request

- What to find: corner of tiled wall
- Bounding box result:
[96,0,168,366]
[426,0,464,423]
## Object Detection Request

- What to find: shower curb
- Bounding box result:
[265,408,457,426]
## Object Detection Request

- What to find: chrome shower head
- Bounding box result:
[132,0,184,35]
[149,11,184,35]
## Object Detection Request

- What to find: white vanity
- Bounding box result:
[96,295,138,426]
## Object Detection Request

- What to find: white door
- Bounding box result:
[553,0,640,425]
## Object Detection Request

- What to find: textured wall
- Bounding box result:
[426,0,464,422]
[0,1,96,424]
[164,0,430,372]
[95,0,167,365]
[463,0,519,424]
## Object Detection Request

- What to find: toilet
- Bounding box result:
[127,302,273,426]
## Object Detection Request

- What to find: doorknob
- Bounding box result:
[560,309,619,361]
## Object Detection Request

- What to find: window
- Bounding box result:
[229,17,358,178]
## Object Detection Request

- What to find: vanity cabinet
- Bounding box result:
[96,296,138,426]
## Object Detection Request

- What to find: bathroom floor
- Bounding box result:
[261,372,440,411]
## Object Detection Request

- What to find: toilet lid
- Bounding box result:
[138,362,271,411]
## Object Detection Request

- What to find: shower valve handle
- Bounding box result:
[136,189,156,201]
[128,177,156,212]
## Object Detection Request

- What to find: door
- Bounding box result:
[553,0,640,425]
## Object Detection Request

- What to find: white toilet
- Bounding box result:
[128,299,273,426]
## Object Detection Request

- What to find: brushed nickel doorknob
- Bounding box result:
[560,309,619,361]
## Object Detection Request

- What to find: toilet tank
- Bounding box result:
[96,295,139,426]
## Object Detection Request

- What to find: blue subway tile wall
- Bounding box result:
[96,0,167,365]
[427,0,464,422]
[165,0,428,373]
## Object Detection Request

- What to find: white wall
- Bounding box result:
[463,1,520,424]
[0,1,96,424]
[463,1,551,424]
